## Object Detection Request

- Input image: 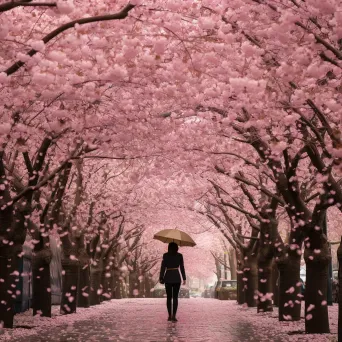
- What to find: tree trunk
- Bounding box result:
[60,259,79,315]
[243,253,258,307]
[77,263,90,308]
[90,267,102,305]
[112,269,122,299]
[144,275,152,298]
[272,261,279,307]
[304,239,330,334]
[0,207,28,327]
[138,274,144,298]
[0,254,19,328]
[237,255,245,304]
[337,237,342,342]
[76,236,90,308]
[123,274,129,298]
[224,253,229,279]
[215,258,221,280]
[257,257,273,312]
[257,226,274,313]
[32,249,52,317]
[129,271,139,297]
[277,250,301,321]
[102,269,114,301]
[229,248,237,280]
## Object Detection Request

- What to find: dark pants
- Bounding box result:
[165,283,181,316]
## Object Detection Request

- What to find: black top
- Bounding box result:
[159,252,186,284]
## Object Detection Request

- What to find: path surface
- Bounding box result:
[1,298,337,342]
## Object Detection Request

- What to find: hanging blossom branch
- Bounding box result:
[250,0,342,62]
[4,3,135,76]
[306,99,341,146]
[189,148,259,168]
[214,165,285,205]
[0,0,56,13]
[295,21,342,61]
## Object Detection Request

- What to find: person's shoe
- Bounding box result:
[168,316,172,321]
[172,316,178,322]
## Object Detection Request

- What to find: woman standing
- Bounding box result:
[159,242,186,322]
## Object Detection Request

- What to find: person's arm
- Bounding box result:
[159,254,166,283]
[180,254,186,282]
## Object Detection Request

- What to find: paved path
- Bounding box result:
[2,298,337,342]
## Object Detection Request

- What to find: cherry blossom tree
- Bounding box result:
[0,0,341,337]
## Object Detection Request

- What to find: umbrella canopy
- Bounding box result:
[153,229,196,247]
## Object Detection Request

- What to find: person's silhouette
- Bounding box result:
[159,242,186,322]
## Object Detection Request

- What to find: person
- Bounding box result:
[159,242,186,322]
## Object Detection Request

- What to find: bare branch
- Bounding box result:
[210,251,231,269]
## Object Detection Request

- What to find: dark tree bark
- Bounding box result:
[0,253,20,328]
[87,213,126,304]
[144,275,152,298]
[31,214,53,318]
[304,219,331,334]
[77,237,90,308]
[229,248,237,280]
[32,158,72,318]
[60,258,79,314]
[236,249,245,304]
[121,276,129,298]
[32,246,52,317]
[0,151,40,326]
[277,248,302,321]
[337,237,342,342]
[224,253,229,279]
[77,263,90,307]
[271,261,279,307]
[257,256,273,312]
[243,252,258,307]
[0,199,14,328]
[138,272,145,298]
[112,268,122,299]
[56,160,84,314]
[257,217,277,313]
[0,204,26,327]
[129,270,139,298]
[101,256,114,301]
[90,262,103,305]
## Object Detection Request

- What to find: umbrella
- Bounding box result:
[153,229,196,247]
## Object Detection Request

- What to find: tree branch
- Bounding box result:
[237,233,259,240]
[306,99,341,145]
[295,21,342,60]
[22,151,34,177]
[287,145,308,180]
[10,146,83,205]
[5,3,135,76]
[191,148,259,168]
[214,166,285,205]
[0,0,55,13]
[210,251,231,269]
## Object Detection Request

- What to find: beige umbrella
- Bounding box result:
[153,229,196,247]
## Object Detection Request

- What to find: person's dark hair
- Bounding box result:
[168,242,179,254]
